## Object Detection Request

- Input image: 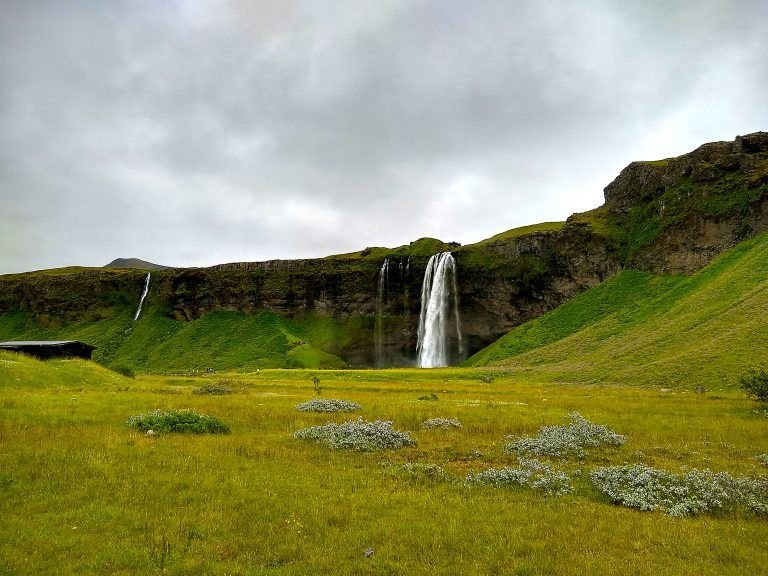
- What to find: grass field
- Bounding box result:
[2,353,768,575]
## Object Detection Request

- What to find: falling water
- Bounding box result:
[417,252,463,368]
[374,258,390,367]
[134,273,151,321]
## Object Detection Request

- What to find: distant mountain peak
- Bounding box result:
[104,258,168,271]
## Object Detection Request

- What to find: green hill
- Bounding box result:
[0,301,350,373]
[0,349,131,388]
[465,230,768,388]
[104,258,168,270]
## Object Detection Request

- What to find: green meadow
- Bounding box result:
[3,231,768,575]
[2,353,768,575]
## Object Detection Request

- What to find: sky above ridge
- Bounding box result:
[1,0,767,273]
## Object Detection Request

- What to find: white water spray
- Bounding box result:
[417,252,463,368]
[134,273,150,321]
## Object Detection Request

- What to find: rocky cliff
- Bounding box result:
[595,131,768,273]
[1,132,766,369]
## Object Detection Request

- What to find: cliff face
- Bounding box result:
[145,220,621,366]
[597,131,768,273]
[1,132,766,368]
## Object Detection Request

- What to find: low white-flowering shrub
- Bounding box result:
[505,412,626,459]
[467,458,572,495]
[590,464,768,516]
[295,398,362,413]
[294,417,415,451]
[757,454,768,467]
[421,417,462,430]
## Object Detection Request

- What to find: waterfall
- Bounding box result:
[374,258,389,367]
[417,252,463,368]
[134,273,151,321]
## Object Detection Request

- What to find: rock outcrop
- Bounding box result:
[599,131,768,273]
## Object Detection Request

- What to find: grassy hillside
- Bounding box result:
[0,300,350,372]
[0,350,131,388]
[465,221,565,247]
[466,230,768,388]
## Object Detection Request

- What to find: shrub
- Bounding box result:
[294,418,415,451]
[126,409,229,434]
[740,367,768,402]
[467,459,572,495]
[111,364,135,378]
[505,412,626,459]
[193,383,234,395]
[295,398,362,413]
[590,464,768,516]
[421,417,462,430]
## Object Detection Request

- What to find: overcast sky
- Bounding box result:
[1,0,766,273]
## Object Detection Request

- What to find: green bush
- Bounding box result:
[126,409,229,434]
[111,364,135,379]
[740,367,768,402]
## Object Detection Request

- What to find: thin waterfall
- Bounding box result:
[374,258,389,367]
[403,256,410,312]
[417,252,463,368]
[134,273,151,321]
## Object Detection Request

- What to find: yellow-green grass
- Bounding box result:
[2,353,768,575]
[467,230,768,388]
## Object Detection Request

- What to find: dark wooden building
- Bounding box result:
[0,341,96,360]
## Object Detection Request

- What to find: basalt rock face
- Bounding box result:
[599,131,768,274]
[145,221,621,366]
[453,223,620,362]
[0,268,147,326]
[1,132,766,367]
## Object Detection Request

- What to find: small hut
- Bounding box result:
[0,341,96,360]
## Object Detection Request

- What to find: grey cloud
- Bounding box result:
[1,0,767,273]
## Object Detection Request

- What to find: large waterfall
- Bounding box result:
[134,273,151,321]
[417,252,463,368]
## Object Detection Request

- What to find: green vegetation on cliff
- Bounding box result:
[466,230,768,387]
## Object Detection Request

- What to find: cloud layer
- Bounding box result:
[1,0,766,273]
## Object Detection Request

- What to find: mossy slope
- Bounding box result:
[0,350,130,388]
[0,302,349,373]
[466,230,768,387]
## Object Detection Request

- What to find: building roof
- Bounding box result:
[1,340,76,346]
[0,340,95,348]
